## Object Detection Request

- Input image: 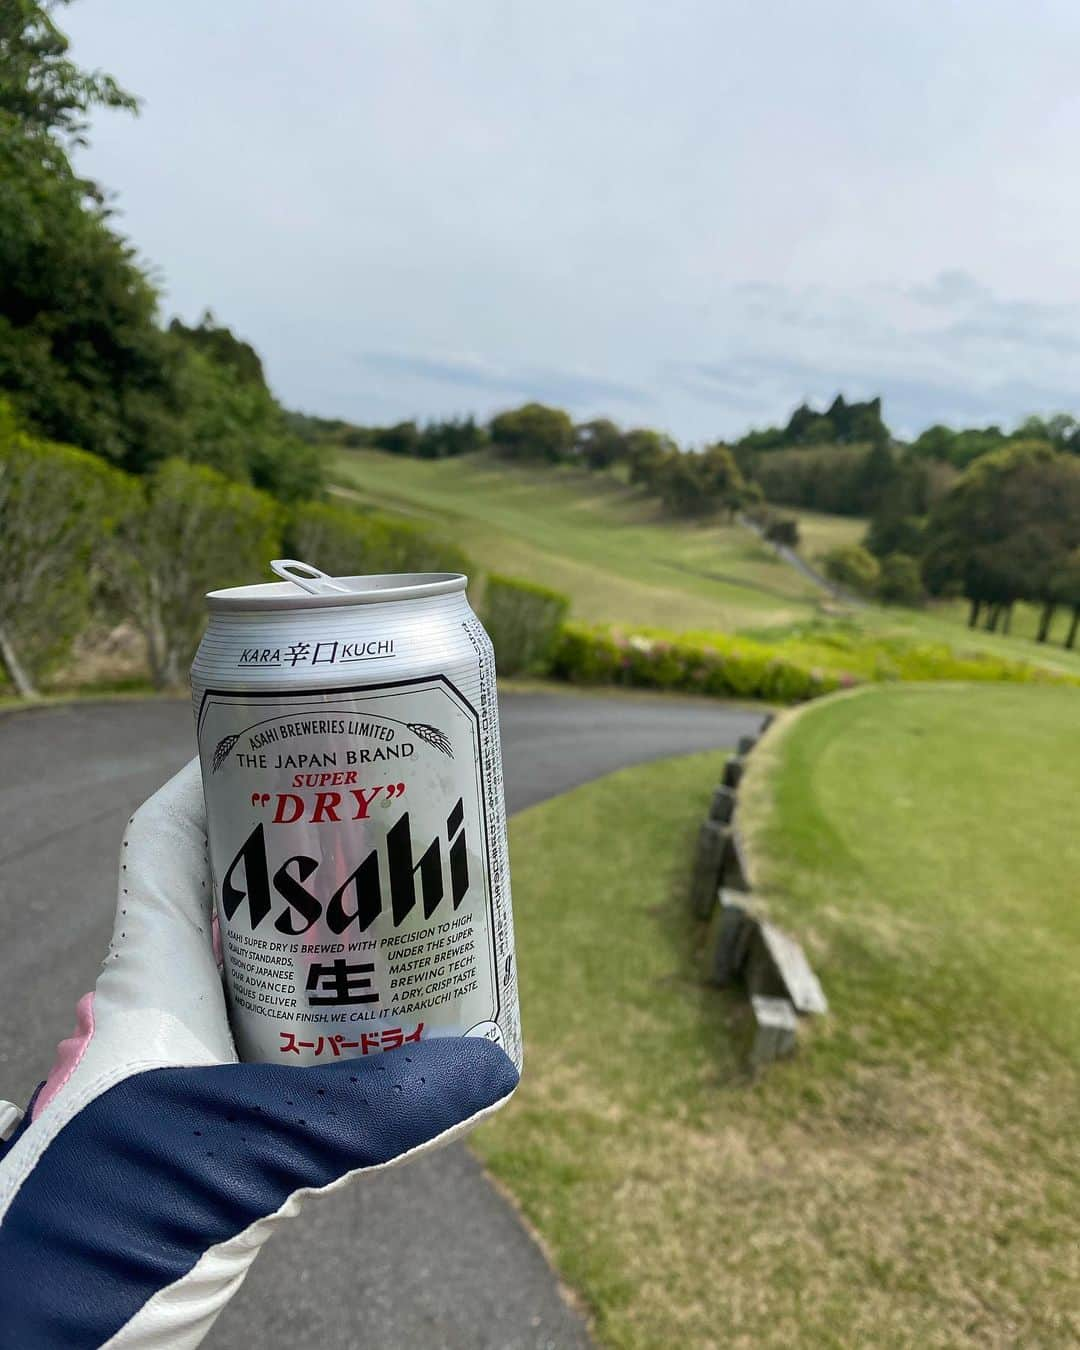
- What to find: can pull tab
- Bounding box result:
[269,559,352,595]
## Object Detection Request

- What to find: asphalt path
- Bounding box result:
[0,692,761,1349]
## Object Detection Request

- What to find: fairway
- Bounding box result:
[331,448,1080,678]
[473,685,1080,1347]
[332,449,823,631]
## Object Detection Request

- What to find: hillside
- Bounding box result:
[332,449,824,631]
[330,449,1080,677]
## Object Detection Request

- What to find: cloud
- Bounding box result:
[360,351,653,411]
[663,273,1080,438]
[908,269,990,307]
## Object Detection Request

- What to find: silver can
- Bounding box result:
[190,559,522,1071]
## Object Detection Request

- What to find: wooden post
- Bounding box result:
[722,756,744,789]
[709,785,736,824]
[744,921,828,1014]
[749,995,798,1068]
[737,733,756,757]
[707,892,755,986]
[690,820,730,920]
[721,828,751,892]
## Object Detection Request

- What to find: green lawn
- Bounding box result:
[330,449,1080,678]
[791,507,867,561]
[473,685,1080,1347]
[333,449,823,631]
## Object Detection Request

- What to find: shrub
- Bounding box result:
[764,514,801,548]
[483,575,570,676]
[288,501,470,577]
[0,401,128,694]
[821,543,881,595]
[877,553,925,606]
[107,460,283,688]
[550,625,840,703]
[489,403,575,462]
[549,621,1071,704]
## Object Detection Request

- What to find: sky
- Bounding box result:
[62,0,1080,443]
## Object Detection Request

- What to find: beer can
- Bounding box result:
[190,559,522,1071]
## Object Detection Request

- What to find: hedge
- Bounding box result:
[289,500,471,578]
[483,574,570,676]
[549,622,1073,704]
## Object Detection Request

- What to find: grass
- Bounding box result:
[790,507,866,561]
[330,448,1080,679]
[472,686,1080,1347]
[332,449,822,631]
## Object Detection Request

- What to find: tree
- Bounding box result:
[0,0,183,469]
[373,421,420,456]
[1053,549,1080,649]
[0,5,318,499]
[853,439,897,513]
[651,443,748,518]
[0,1,137,150]
[697,442,748,516]
[624,428,675,487]
[764,515,800,548]
[821,544,881,596]
[168,312,264,385]
[107,460,282,688]
[489,403,574,462]
[574,418,624,470]
[922,442,1080,632]
[169,337,322,500]
[0,398,126,695]
[877,553,924,606]
[417,416,487,458]
[737,393,890,455]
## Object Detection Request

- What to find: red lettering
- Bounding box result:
[312,791,342,823]
[349,786,383,819]
[273,794,306,824]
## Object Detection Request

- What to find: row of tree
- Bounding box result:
[810,442,1080,646]
[0,399,467,696]
[322,402,760,518]
[922,442,1080,644]
[0,1,320,501]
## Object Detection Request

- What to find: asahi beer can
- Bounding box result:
[190,559,522,1071]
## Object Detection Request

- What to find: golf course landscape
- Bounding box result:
[331,447,1080,677]
[5,6,1080,1345]
[476,684,1079,1347]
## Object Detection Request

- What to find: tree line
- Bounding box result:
[0,398,468,696]
[0,1,321,501]
[316,402,761,519]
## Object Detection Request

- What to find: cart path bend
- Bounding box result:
[0,692,762,1349]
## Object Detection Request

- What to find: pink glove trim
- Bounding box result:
[34,992,96,1121]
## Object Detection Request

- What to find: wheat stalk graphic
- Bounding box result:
[211,734,241,773]
[209,717,452,772]
[406,723,453,757]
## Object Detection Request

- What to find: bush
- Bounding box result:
[551,625,841,703]
[821,543,881,595]
[877,553,925,606]
[549,621,1071,704]
[107,460,283,688]
[482,575,570,676]
[0,400,128,693]
[764,514,801,548]
[489,403,575,462]
[288,501,471,577]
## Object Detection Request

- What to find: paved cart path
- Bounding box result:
[0,693,761,1349]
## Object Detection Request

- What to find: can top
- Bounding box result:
[206,561,468,612]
